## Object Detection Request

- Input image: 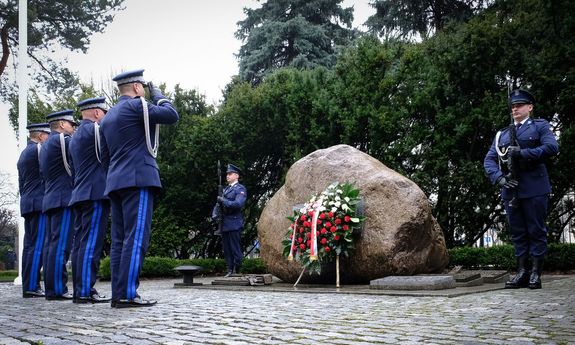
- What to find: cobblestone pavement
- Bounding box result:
[0,275,573,345]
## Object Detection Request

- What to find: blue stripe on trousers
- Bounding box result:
[127,188,148,299]
[81,201,102,297]
[55,209,71,295]
[29,213,46,291]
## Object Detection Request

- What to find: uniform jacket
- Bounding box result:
[484,118,559,200]
[219,183,247,232]
[39,131,74,212]
[17,141,44,215]
[68,119,107,205]
[99,95,179,195]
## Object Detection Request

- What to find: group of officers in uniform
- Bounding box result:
[18,69,247,307]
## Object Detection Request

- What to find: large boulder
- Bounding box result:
[258,144,449,284]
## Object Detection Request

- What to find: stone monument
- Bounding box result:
[258,144,449,284]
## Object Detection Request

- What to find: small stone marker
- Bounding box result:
[370,275,456,290]
[211,274,274,286]
[174,265,203,287]
[480,270,509,284]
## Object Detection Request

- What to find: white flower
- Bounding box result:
[331,207,338,213]
[336,189,343,194]
[328,201,335,205]
[335,196,341,201]
[342,204,350,212]
[334,201,341,208]
[318,206,326,212]
[344,197,350,203]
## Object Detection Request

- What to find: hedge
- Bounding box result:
[98,257,266,280]
[448,243,575,271]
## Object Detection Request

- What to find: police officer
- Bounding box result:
[68,97,110,303]
[100,69,179,308]
[17,123,50,297]
[484,89,559,289]
[40,110,77,300]
[215,164,247,277]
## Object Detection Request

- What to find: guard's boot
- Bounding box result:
[528,256,544,289]
[234,264,242,276]
[505,255,530,289]
[224,268,234,278]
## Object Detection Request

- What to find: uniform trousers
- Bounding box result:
[71,200,110,298]
[22,212,47,293]
[221,229,242,270]
[109,187,154,301]
[504,194,549,258]
[43,207,74,297]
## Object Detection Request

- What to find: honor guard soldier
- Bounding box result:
[17,123,50,298]
[214,164,247,277]
[484,89,559,289]
[100,69,179,308]
[39,110,77,300]
[68,97,110,303]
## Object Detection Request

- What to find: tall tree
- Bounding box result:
[365,0,492,40]
[0,0,125,99]
[235,0,356,84]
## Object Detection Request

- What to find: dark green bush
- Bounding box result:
[449,243,575,271]
[98,257,267,280]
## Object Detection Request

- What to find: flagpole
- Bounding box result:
[14,0,28,286]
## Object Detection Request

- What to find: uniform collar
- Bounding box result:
[515,117,530,126]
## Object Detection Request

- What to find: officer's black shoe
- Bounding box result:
[528,256,544,289]
[224,270,234,278]
[505,255,530,289]
[23,289,45,298]
[74,293,111,304]
[113,296,157,308]
[46,293,74,301]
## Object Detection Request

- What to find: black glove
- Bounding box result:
[497,176,518,189]
[147,82,167,105]
[507,145,521,159]
[217,196,225,204]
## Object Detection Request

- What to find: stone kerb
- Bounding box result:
[257,144,449,284]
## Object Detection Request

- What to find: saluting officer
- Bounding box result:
[215,164,247,277]
[17,123,50,298]
[484,89,559,289]
[39,110,77,300]
[99,69,179,308]
[68,97,110,303]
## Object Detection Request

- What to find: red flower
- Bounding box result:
[324,246,331,252]
[325,222,332,228]
[319,213,326,219]
[343,225,349,231]
[297,237,303,243]
[289,234,293,239]
[328,212,334,218]
[308,210,314,217]
[316,231,320,236]
[306,232,311,239]
[292,245,297,250]
[306,240,311,247]
[320,228,327,235]
[335,218,342,225]
[299,227,304,234]
[300,215,307,221]
[344,215,351,222]
[334,234,340,241]
[317,219,322,224]
[321,238,327,244]
[330,226,337,233]
[299,244,305,250]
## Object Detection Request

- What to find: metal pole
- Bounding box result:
[14,0,28,286]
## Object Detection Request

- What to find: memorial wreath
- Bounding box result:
[282,182,364,283]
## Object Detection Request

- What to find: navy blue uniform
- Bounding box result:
[17,141,46,294]
[39,131,75,298]
[219,183,247,272]
[100,95,179,301]
[69,119,110,299]
[484,118,559,257]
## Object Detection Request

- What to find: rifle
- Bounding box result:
[506,82,520,208]
[213,160,224,236]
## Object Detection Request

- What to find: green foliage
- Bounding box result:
[98,256,265,280]
[448,244,575,271]
[235,0,357,83]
